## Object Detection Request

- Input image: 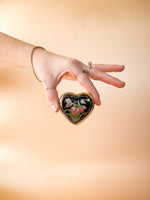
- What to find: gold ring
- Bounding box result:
[78,61,93,77]
[46,87,55,90]
[83,61,93,74]
[87,61,93,72]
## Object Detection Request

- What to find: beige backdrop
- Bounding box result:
[0,0,150,200]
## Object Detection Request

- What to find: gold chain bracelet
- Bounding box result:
[31,46,45,82]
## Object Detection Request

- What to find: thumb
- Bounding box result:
[45,87,60,112]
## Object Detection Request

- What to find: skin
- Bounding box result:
[0,32,125,112]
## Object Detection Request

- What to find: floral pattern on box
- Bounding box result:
[60,93,94,125]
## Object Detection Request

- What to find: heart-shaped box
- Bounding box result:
[59,92,94,125]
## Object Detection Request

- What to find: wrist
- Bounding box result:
[31,46,47,82]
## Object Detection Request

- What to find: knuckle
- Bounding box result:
[67,58,80,67]
[63,58,82,75]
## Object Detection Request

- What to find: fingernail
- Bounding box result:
[122,81,126,86]
[120,81,125,87]
[52,105,57,112]
[97,100,101,106]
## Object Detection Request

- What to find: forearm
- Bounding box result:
[0,32,34,68]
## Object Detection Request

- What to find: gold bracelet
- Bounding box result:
[31,46,45,82]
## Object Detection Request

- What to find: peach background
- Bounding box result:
[0,0,150,199]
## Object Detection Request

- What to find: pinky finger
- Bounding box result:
[90,69,125,88]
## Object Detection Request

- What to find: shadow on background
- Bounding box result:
[0,188,33,200]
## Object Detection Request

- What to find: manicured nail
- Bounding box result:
[121,81,126,87]
[122,81,126,85]
[97,100,101,106]
[52,105,57,112]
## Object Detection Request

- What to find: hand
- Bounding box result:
[32,48,125,112]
